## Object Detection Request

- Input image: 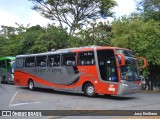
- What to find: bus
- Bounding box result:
[14,46,146,96]
[0,56,16,84]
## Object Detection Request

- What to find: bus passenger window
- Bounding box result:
[0,60,6,68]
[25,57,35,67]
[62,53,76,66]
[36,56,47,67]
[16,58,24,68]
[30,62,35,67]
[48,55,60,67]
[78,52,95,66]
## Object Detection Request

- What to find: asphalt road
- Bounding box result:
[0,83,160,119]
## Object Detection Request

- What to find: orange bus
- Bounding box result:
[14,46,146,96]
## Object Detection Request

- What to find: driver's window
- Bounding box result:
[106,57,118,82]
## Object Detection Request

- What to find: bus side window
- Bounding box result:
[30,62,35,67]
[36,56,47,67]
[48,55,60,67]
[78,52,95,66]
[16,58,24,68]
[62,53,76,66]
[0,60,6,68]
[25,57,35,67]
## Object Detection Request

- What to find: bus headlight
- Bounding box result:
[121,83,128,87]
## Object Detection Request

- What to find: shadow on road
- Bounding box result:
[18,87,137,101]
[0,83,14,85]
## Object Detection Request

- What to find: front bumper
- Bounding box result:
[117,82,141,96]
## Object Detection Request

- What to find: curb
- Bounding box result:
[112,117,160,119]
[141,90,160,93]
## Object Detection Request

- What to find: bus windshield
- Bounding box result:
[120,57,140,81]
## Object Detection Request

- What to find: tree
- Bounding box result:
[16,25,44,54]
[0,25,16,39]
[137,0,160,21]
[31,25,69,53]
[111,14,160,88]
[29,0,116,35]
[0,25,18,56]
[0,36,6,57]
[15,22,30,34]
[112,15,160,65]
[76,21,113,46]
[0,24,69,56]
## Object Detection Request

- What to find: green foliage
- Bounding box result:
[112,15,160,64]
[31,25,69,53]
[137,0,160,21]
[0,24,68,56]
[0,25,17,39]
[68,36,82,48]
[29,0,116,35]
[0,26,18,57]
[75,21,113,46]
[111,14,160,77]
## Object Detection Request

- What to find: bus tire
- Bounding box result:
[28,80,34,91]
[1,77,4,84]
[84,83,96,97]
[1,76,6,84]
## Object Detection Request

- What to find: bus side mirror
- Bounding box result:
[136,57,147,69]
[116,54,125,66]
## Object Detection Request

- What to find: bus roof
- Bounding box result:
[0,56,16,61]
[16,46,131,58]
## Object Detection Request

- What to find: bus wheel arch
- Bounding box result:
[82,81,96,97]
[28,79,35,91]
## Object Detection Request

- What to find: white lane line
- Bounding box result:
[9,91,41,107]
[9,102,41,107]
[9,91,19,107]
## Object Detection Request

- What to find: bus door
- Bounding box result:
[105,57,118,82]
[97,50,118,82]
[97,50,119,94]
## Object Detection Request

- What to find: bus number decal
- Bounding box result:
[108,84,115,92]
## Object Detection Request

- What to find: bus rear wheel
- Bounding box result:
[28,80,34,91]
[84,83,96,97]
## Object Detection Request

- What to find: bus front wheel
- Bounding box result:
[84,83,96,97]
[28,80,34,91]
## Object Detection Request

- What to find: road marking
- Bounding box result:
[9,91,19,107]
[9,102,41,107]
[9,91,40,107]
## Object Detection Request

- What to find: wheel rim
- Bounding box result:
[29,81,33,89]
[87,85,94,95]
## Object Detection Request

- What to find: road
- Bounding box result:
[0,83,160,119]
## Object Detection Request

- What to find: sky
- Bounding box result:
[0,0,140,28]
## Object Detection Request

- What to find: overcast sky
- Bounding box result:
[0,0,140,27]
